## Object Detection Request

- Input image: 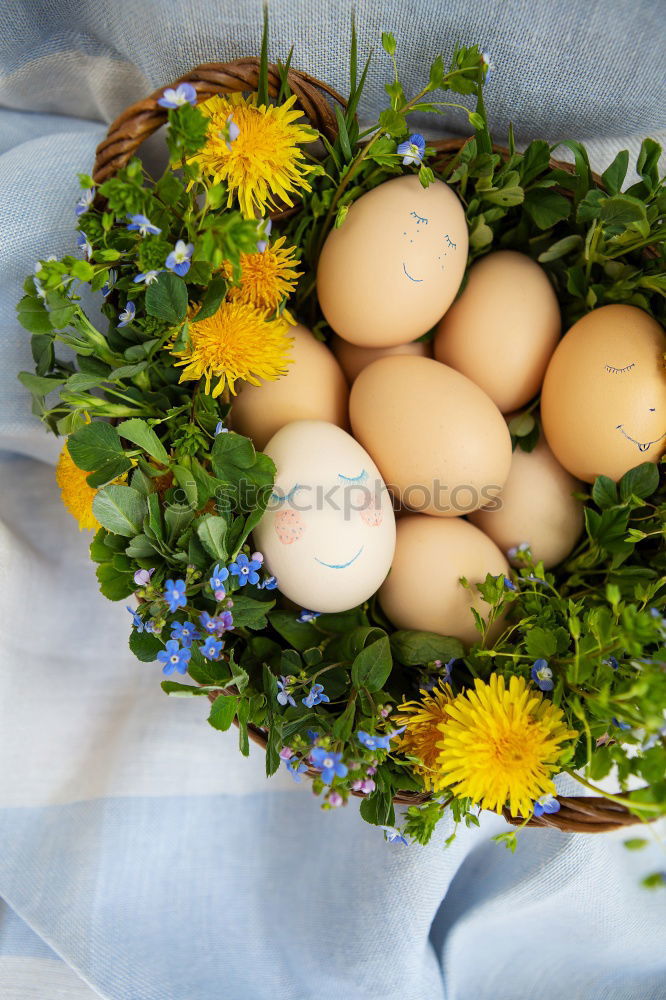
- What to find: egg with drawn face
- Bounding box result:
[253,421,396,613]
[316,175,468,348]
[541,305,666,482]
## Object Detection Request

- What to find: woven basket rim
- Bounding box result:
[99,57,652,835]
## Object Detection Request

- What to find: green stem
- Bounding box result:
[563,769,664,813]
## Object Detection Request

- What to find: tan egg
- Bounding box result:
[379,514,509,645]
[317,175,468,348]
[541,305,666,482]
[469,436,583,567]
[331,334,432,384]
[349,355,511,517]
[433,251,561,412]
[231,324,348,450]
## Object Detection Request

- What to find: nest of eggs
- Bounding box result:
[92,58,664,834]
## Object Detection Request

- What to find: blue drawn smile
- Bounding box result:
[315,546,364,569]
[402,262,423,283]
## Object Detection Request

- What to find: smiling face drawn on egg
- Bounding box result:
[316,174,469,348]
[541,305,666,482]
[253,421,396,613]
[603,360,666,452]
[401,210,458,284]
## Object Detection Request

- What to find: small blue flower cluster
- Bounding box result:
[126,552,278,676]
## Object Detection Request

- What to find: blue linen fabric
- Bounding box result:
[0,2,665,998]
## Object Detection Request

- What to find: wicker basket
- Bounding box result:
[94,59,647,835]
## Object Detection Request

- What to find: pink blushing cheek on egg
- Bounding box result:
[360,497,384,527]
[275,508,305,545]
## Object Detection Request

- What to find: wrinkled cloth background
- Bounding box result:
[1,2,665,998]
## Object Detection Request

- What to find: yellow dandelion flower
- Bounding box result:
[191,92,317,219]
[171,300,293,396]
[394,682,454,793]
[225,236,302,316]
[55,441,99,532]
[437,675,577,818]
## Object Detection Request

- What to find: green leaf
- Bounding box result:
[17,372,65,397]
[390,630,464,666]
[172,464,198,508]
[265,719,283,777]
[599,195,649,238]
[125,533,159,558]
[67,421,124,471]
[196,514,228,561]
[592,475,618,510]
[145,492,164,541]
[129,629,163,662]
[381,31,396,56]
[519,140,551,186]
[359,784,394,826]
[623,834,649,850]
[117,419,170,465]
[537,234,583,262]
[619,463,659,502]
[92,485,147,537]
[334,104,353,161]
[192,276,227,322]
[31,333,54,375]
[228,595,273,630]
[211,431,275,493]
[145,271,188,323]
[636,137,661,191]
[508,412,536,437]
[208,694,239,732]
[269,610,320,651]
[161,681,215,696]
[378,108,407,137]
[351,637,393,692]
[553,140,591,202]
[95,562,135,600]
[66,372,104,393]
[164,503,194,543]
[524,627,557,660]
[16,295,53,334]
[576,189,605,223]
[67,421,133,486]
[523,189,571,230]
[601,150,629,195]
[70,259,95,282]
[584,507,631,555]
[428,54,444,91]
[237,698,251,755]
[332,697,357,741]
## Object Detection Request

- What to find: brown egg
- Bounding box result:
[231,324,348,450]
[433,251,561,412]
[379,514,509,645]
[317,175,468,348]
[349,355,512,516]
[331,335,432,384]
[541,305,666,482]
[469,436,583,567]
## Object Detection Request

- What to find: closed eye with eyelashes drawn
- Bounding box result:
[410,210,429,224]
[270,484,301,505]
[605,363,636,374]
[444,235,456,249]
[338,469,368,483]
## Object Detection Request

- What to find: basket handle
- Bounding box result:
[92,57,347,185]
